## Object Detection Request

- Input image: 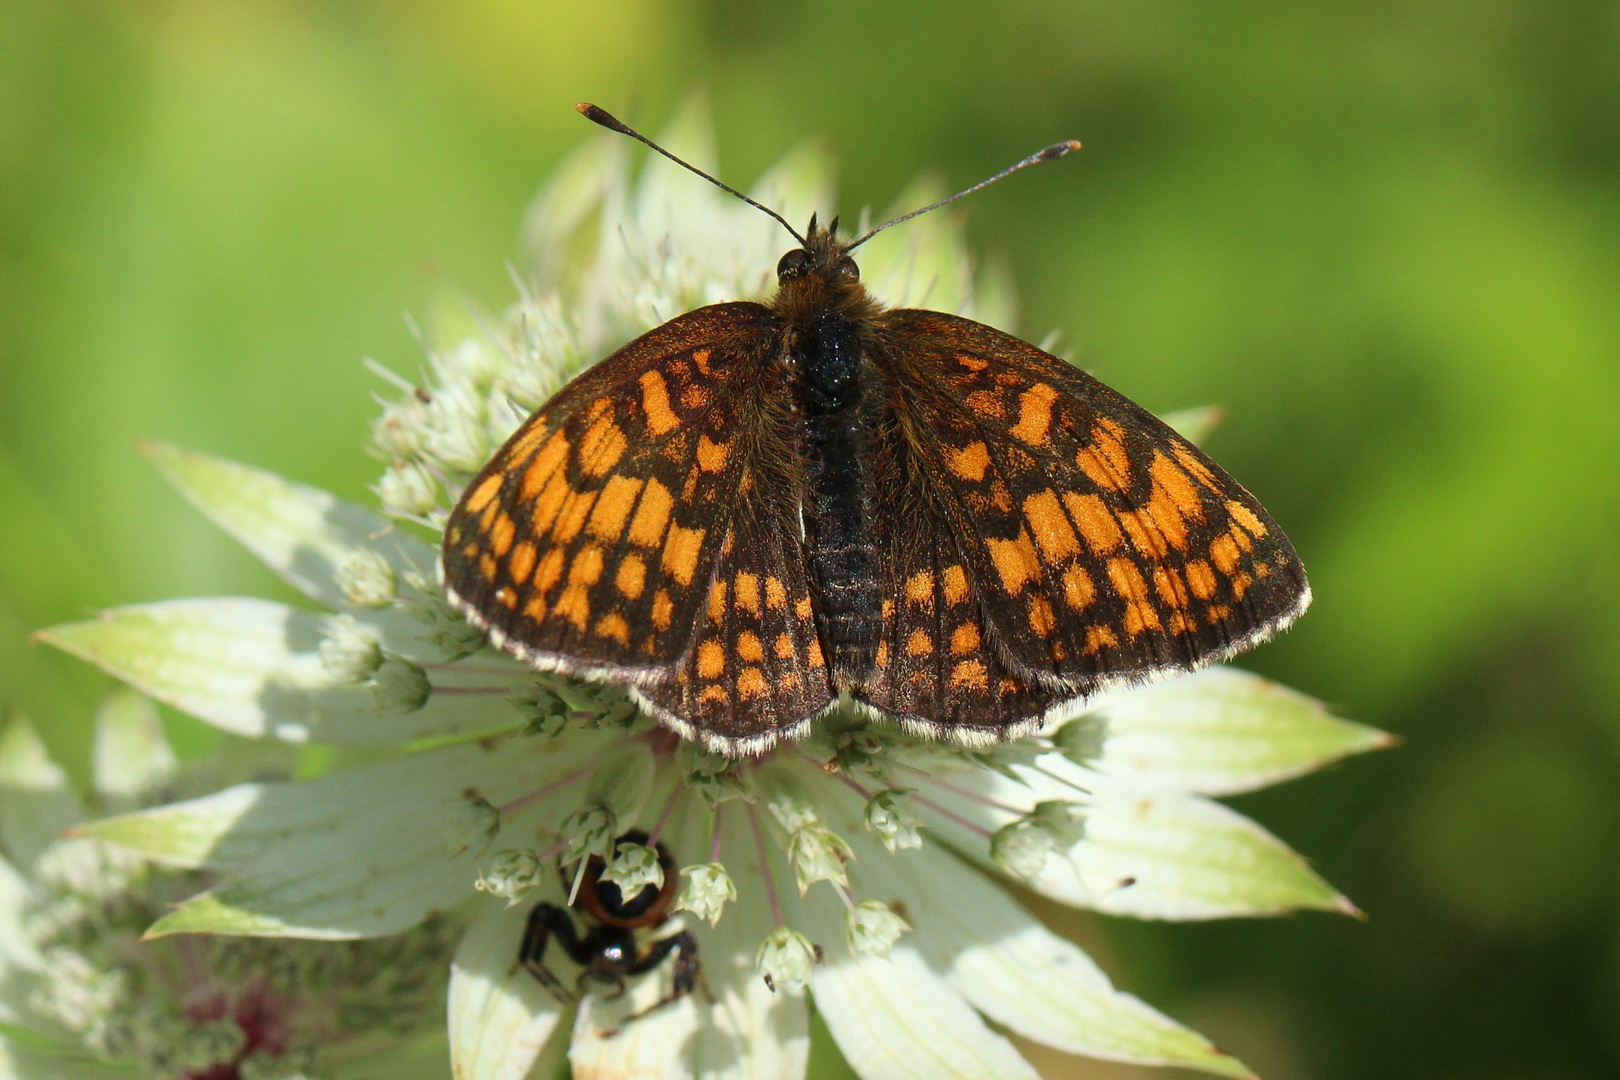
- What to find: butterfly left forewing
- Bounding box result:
[871,308,1309,698]
[442,302,783,682]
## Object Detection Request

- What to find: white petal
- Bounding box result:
[91,691,178,811]
[798,761,1250,1076]
[38,598,521,744]
[0,850,42,976]
[0,713,83,871]
[772,837,1037,1079]
[922,770,1348,919]
[80,731,612,938]
[144,443,453,662]
[449,899,565,1080]
[858,177,980,319]
[1083,667,1390,795]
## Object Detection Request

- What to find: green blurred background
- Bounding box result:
[4,1,1618,1077]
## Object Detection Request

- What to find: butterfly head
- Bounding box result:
[775,213,859,288]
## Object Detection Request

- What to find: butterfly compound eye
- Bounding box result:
[834,255,860,281]
[776,248,811,281]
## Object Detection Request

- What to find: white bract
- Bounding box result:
[31,102,1389,1080]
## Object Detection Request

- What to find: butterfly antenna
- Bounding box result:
[577,103,808,246]
[847,139,1082,251]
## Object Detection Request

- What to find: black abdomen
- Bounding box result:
[795,310,881,685]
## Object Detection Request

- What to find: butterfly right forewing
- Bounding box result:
[871,309,1309,700]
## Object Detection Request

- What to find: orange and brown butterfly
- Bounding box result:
[441,103,1310,755]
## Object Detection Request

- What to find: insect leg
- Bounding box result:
[520,903,586,1002]
[600,930,701,1036]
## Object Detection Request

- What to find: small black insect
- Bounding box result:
[519,830,699,1031]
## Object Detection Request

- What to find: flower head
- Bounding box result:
[35,102,1389,1080]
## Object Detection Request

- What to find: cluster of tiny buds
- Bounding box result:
[21,832,452,1079]
[464,692,1113,993]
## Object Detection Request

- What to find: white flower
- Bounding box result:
[34,101,1390,1080]
[0,695,452,1080]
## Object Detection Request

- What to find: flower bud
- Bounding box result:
[756,927,819,993]
[675,863,736,926]
[335,548,398,609]
[367,657,431,712]
[602,840,664,895]
[864,788,923,853]
[1050,713,1108,766]
[847,900,909,957]
[475,849,545,902]
[372,460,441,519]
[446,793,501,858]
[318,614,382,682]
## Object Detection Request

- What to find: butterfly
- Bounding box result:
[441,104,1310,755]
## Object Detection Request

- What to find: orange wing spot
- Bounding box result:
[616,554,646,599]
[660,524,705,586]
[1028,596,1057,638]
[1107,557,1150,601]
[550,488,599,545]
[707,580,728,622]
[534,548,566,595]
[875,640,890,666]
[1168,611,1195,633]
[479,499,500,532]
[1062,564,1095,610]
[1009,383,1058,446]
[1173,443,1221,491]
[765,577,788,609]
[1124,602,1161,637]
[736,667,769,700]
[698,685,729,706]
[985,530,1042,596]
[1063,493,1124,554]
[904,570,935,605]
[795,596,814,619]
[461,541,478,558]
[948,442,992,482]
[737,631,765,663]
[998,677,1021,695]
[595,612,631,645]
[1118,510,1171,558]
[651,589,674,630]
[987,480,1014,512]
[697,434,730,472]
[1210,533,1242,574]
[943,565,970,605]
[905,628,934,657]
[523,595,547,620]
[586,474,644,542]
[568,546,605,585]
[1023,490,1081,561]
[465,473,504,516]
[734,572,761,616]
[807,638,825,668]
[1154,566,1190,609]
[1185,559,1218,600]
[1206,603,1232,623]
[1230,571,1254,600]
[528,472,572,536]
[1083,624,1119,655]
[697,640,725,679]
[504,420,552,467]
[951,621,981,655]
[509,541,538,585]
[478,553,498,582]
[519,432,570,499]
[957,353,988,372]
[1228,523,1255,553]
[775,633,794,659]
[1141,488,1191,551]
[1255,560,1272,578]
[628,478,673,547]
[553,585,591,630]
[966,390,1007,420]
[495,586,517,609]
[578,416,628,477]
[1150,453,1207,520]
[680,385,710,410]
[950,658,989,690]
[639,371,680,436]
[691,348,714,376]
